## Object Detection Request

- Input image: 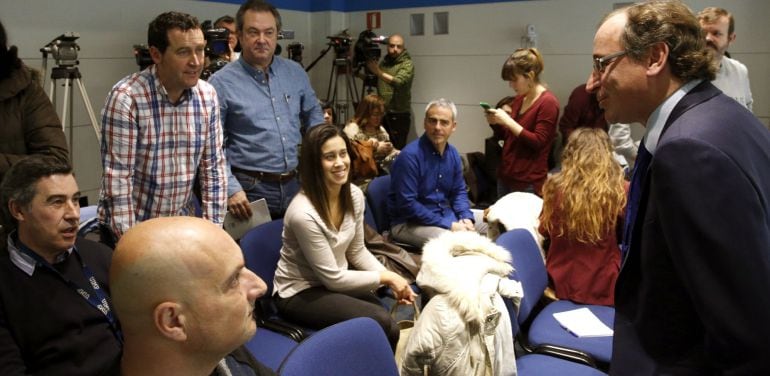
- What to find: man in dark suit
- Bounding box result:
[586,1,770,374]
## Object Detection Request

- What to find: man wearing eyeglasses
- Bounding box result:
[587,1,770,374]
[698,7,753,112]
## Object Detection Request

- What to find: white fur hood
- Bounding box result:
[417,231,516,326]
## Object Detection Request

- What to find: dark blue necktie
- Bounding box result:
[621,140,652,261]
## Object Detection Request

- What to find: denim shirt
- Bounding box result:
[209,56,324,196]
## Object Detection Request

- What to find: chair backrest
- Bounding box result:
[365,175,392,233]
[365,201,378,230]
[240,219,284,296]
[495,228,548,324]
[277,317,399,376]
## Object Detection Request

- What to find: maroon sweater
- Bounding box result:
[491,91,560,195]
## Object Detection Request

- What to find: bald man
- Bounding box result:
[367,33,414,149]
[109,217,274,376]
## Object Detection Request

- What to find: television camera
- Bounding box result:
[353,29,388,89]
[200,20,231,80]
[40,32,81,67]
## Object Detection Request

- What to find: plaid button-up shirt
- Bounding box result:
[98,65,226,238]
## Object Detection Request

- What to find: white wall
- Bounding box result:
[2,0,768,203]
[339,0,770,154]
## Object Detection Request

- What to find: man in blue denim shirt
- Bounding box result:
[209,0,324,219]
[387,98,479,248]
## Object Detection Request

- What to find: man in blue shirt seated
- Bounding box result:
[387,98,484,249]
[109,217,274,376]
[209,0,324,220]
[0,156,122,375]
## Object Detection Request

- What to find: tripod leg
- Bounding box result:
[75,78,102,144]
[62,78,71,138]
[326,63,335,102]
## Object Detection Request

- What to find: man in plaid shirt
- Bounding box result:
[97,12,227,245]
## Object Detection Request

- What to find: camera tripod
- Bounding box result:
[325,56,360,127]
[44,64,102,153]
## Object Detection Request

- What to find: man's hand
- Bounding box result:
[366,60,381,75]
[227,191,253,220]
[450,220,475,232]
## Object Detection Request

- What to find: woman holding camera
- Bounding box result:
[273,124,414,350]
[484,48,559,197]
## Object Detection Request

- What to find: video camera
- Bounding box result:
[133,44,153,71]
[353,29,388,69]
[353,30,388,88]
[40,32,81,67]
[327,30,354,59]
[287,42,304,65]
[200,20,231,80]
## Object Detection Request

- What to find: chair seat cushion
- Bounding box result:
[518,354,607,376]
[244,328,298,371]
[528,300,614,363]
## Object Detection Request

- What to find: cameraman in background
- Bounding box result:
[366,34,414,149]
[214,15,240,62]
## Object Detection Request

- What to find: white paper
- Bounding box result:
[222,198,271,240]
[552,307,614,338]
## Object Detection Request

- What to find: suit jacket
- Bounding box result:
[611,81,770,375]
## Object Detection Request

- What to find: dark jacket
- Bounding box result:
[377,50,413,113]
[611,81,770,375]
[0,234,121,375]
[0,64,68,181]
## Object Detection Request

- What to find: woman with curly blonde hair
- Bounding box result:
[538,127,627,306]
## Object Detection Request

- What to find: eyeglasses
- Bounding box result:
[593,50,628,73]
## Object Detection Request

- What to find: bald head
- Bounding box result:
[387,34,405,58]
[110,217,266,360]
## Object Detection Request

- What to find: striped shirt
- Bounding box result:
[98,65,226,238]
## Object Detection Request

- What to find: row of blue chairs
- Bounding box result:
[240,193,614,374]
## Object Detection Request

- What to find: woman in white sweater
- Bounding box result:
[273,124,415,349]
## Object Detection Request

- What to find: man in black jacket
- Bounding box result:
[0,156,121,375]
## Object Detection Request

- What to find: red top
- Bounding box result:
[558,84,607,145]
[491,91,559,195]
[538,183,627,306]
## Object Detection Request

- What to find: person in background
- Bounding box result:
[110,217,274,376]
[321,100,335,126]
[698,6,753,111]
[98,11,227,246]
[0,156,121,375]
[366,34,414,149]
[558,83,607,145]
[539,128,627,306]
[588,2,770,373]
[343,94,399,184]
[389,99,485,249]
[214,15,240,62]
[485,48,559,197]
[209,0,324,220]
[0,20,68,182]
[273,124,414,351]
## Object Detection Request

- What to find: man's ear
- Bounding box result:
[149,46,163,65]
[646,41,669,77]
[8,200,24,222]
[154,302,188,342]
[727,32,736,45]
